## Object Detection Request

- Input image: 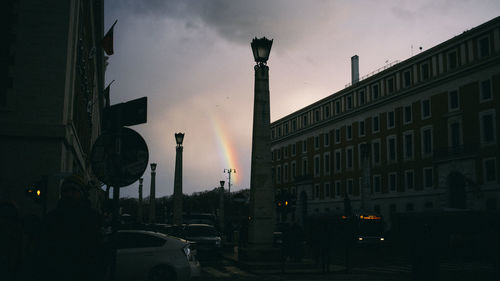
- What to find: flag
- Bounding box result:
[102,20,117,56]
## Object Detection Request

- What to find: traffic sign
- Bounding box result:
[90,127,149,187]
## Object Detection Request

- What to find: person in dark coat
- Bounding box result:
[35,175,103,281]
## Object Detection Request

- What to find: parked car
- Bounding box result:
[116,230,200,281]
[182,224,222,259]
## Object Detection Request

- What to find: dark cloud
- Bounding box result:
[108,0,337,47]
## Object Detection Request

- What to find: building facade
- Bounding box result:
[1,0,107,215]
[271,16,500,227]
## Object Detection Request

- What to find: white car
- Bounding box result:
[116,230,200,281]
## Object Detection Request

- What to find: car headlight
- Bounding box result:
[183,245,192,260]
[380,237,385,241]
[358,237,363,241]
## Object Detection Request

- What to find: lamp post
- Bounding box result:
[219,180,225,234]
[149,163,157,223]
[244,37,276,260]
[223,168,236,196]
[173,133,184,225]
[138,178,143,223]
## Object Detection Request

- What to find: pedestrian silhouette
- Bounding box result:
[35,175,103,281]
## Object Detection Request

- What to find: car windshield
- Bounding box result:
[185,226,218,237]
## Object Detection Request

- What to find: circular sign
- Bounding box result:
[90,128,149,187]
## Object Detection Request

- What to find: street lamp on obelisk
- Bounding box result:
[173,133,184,225]
[242,37,276,260]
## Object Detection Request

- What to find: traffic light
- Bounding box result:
[26,177,47,204]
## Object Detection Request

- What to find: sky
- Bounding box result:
[104,0,500,198]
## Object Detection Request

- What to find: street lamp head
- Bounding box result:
[251,37,273,65]
[220,180,225,188]
[175,133,185,146]
[150,163,157,172]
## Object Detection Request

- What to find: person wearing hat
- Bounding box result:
[34,174,103,281]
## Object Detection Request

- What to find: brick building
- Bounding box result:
[270,16,500,227]
[1,0,107,214]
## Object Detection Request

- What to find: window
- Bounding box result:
[335,128,341,144]
[335,149,342,172]
[292,143,296,156]
[387,77,394,94]
[484,158,497,183]
[387,111,395,129]
[358,90,366,105]
[292,119,297,131]
[389,173,397,192]
[405,170,414,190]
[449,90,459,111]
[447,50,457,70]
[346,125,352,141]
[406,203,414,212]
[272,130,275,140]
[479,36,490,58]
[324,133,330,147]
[314,155,320,177]
[421,99,431,119]
[324,153,330,175]
[387,136,397,162]
[422,127,433,156]
[284,147,288,159]
[372,84,379,100]
[324,105,330,118]
[325,182,331,197]
[335,100,341,115]
[372,115,380,133]
[480,110,496,144]
[358,143,368,168]
[423,167,433,188]
[291,161,296,179]
[359,120,365,137]
[346,147,353,169]
[346,95,353,110]
[302,114,308,127]
[283,163,288,183]
[347,179,353,195]
[314,184,320,199]
[278,127,282,137]
[420,63,430,81]
[302,140,307,153]
[404,105,412,124]
[372,140,381,165]
[373,175,381,193]
[403,70,411,88]
[314,136,320,149]
[449,121,462,148]
[314,109,320,122]
[302,158,308,176]
[277,166,281,183]
[277,148,281,160]
[284,123,289,135]
[335,181,341,197]
[404,131,414,160]
[479,79,492,102]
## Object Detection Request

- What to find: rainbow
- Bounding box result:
[212,116,239,186]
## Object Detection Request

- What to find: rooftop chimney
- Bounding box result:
[351,55,359,84]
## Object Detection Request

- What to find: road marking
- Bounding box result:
[202,266,231,278]
[224,266,255,277]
